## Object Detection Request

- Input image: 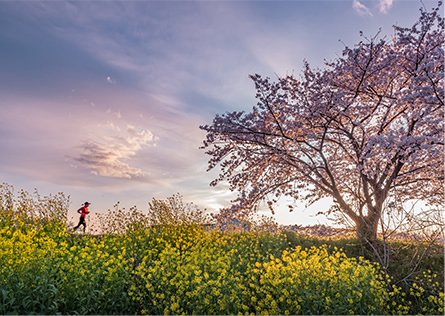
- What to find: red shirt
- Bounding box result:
[79,206,89,218]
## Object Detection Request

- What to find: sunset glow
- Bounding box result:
[0,0,437,225]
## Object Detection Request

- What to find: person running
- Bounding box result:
[72,202,90,233]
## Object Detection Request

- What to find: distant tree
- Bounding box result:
[200,4,444,243]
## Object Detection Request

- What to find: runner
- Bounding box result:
[72,202,90,233]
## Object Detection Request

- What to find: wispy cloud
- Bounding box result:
[98,121,121,132]
[353,0,373,16]
[353,0,393,16]
[72,126,158,180]
[378,0,393,14]
[75,141,146,179]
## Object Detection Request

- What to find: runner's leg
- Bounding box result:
[72,217,82,231]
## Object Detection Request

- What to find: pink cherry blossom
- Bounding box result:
[201,4,444,241]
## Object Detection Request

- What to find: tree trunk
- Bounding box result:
[355,212,385,261]
[355,213,380,243]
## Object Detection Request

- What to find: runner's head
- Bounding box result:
[84,202,91,206]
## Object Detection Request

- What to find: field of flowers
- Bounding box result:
[0,185,443,315]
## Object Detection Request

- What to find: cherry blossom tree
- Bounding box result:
[200,4,444,243]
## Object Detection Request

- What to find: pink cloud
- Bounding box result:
[353,0,373,16]
[71,126,157,179]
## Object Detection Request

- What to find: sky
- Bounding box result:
[0,0,439,227]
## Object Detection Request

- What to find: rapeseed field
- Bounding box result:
[0,184,443,315]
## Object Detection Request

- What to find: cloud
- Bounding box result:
[97,121,121,132]
[75,141,145,179]
[353,0,393,16]
[352,0,373,16]
[378,0,393,14]
[72,126,158,180]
